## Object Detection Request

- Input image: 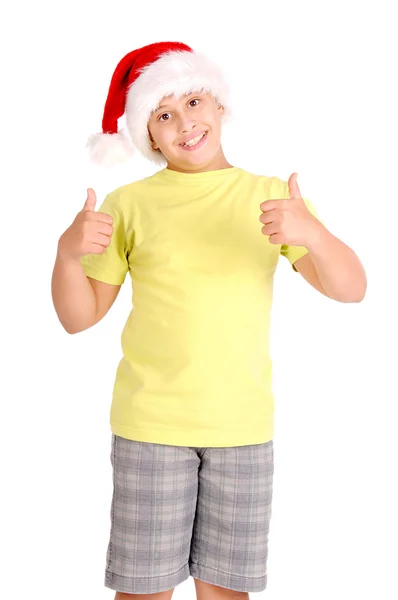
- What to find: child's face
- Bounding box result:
[147,92,226,172]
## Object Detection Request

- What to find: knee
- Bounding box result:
[194,579,249,599]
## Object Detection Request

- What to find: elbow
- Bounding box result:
[336,290,367,303]
[333,276,367,303]
[351,279,367,303]
[65,323,95,334]
[356,288,367,302]
[65,327,80,335]
[63,324,81,335]
[62,320,95,335]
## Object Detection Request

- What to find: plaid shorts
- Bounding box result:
[105,434,274,594]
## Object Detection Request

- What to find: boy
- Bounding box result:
[51,41,367,600]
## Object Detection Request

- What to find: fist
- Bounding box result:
[58,188,114,260]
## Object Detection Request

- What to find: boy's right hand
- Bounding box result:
[57,189,114,261]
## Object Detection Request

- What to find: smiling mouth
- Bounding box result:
[180,131,206,148]
[179,131,208,150]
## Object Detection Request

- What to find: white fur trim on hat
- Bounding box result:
[86,128,135,167]
[125,50,232,165]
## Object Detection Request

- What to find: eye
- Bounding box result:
[157,98,200,122]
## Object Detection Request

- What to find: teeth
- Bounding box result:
[182,132,205,147]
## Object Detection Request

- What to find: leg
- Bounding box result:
[194,579,249,600]
[114,590,174,600]
[189,442,274,595]
[105,436,198,595]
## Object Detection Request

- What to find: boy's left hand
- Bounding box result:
[259,172,321,247]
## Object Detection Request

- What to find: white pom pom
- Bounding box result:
[86,128,135,166]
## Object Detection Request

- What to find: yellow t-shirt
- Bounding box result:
[80,166,321,447]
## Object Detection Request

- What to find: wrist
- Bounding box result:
[305,220,328,252]
[57,239,81,264]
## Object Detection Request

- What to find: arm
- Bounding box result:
[266,175,366,303]
[51,251,96,333]
[304,224,367,303]
[51,248,121,334]
[293,253,331,299]
[52,188,123,333]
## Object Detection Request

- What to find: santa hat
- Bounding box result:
[86,41,232,167]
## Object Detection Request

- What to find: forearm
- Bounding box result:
[306,223,367,303]
[51,247,97,334]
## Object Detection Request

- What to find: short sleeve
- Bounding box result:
[279,182,326,272]
[80,193,129,285]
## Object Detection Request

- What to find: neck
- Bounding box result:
[166,148,232,174]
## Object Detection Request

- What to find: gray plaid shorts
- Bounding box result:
[105,434,274,594]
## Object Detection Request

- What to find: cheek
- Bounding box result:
[155,130,176,152]
[161,131,176,148]
[210,119,221,139]
[150,127,164,146]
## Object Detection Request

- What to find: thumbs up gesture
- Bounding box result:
[82,187,98,212]
[259,173,321,247]
[57,188,114,261]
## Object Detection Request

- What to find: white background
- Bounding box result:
[1,1,397,599]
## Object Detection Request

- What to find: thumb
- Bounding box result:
[288,172,302,199]
[83,188,97,212]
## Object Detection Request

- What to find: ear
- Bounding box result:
[150,138,161,152]
[147,127,159,150]
[217,103,224,115]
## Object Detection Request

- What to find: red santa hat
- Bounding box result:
[86,41,232,167]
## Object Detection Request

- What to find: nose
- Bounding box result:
[177,114,197,134]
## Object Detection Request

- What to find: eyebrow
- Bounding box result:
[154,93,201,114]
[155,103,169,112]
